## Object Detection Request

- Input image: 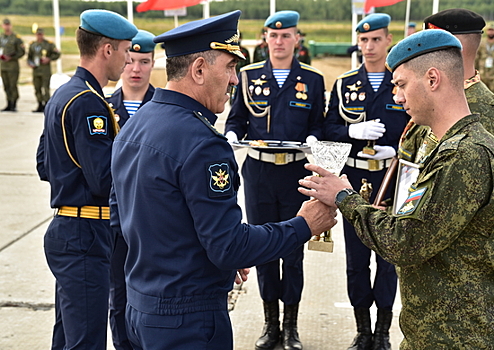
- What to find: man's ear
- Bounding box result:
[426,67,440,91]
[102,43,113,58]
[190,56,206,84]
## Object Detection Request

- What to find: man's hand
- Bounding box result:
[298,163,352,206]
[235,268,250,284]
[348,119,386,140]
[225,131,238,143]
[296,198,338,236]
[357,145,396,160]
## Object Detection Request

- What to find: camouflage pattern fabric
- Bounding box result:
[0,32,24,71]
[340,114,494,349]
[476,39,494,92]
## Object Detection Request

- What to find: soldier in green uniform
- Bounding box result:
[253,30,269,63]
[476,22,494,92]
[399,9,494,167]
[0,18,25,112]
[295,31,311,64]
[235,32,251,74]
[300,29,494,349]
[27,28,61,112]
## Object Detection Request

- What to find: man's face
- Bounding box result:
[2,23,11,34]
[36,32,44,42]
[358,28,392,65]
[392,65,431,125]
[108,40,132,82]
[203,52,239,114]
[266,27,299,60]
[488,28,494,40]
[121,51,154,91]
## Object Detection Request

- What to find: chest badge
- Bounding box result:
[295,82,308,100]
[346,83,362,92]
[263,87,270,96]
[252,78,267,86]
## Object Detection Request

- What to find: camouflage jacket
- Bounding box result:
[398,75,494,165]
[27,39,60,75]
[340,114,494,349]
[475,39,494,90]
[0,32,25,70]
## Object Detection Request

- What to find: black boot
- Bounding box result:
[33,102,43,113]
[281,303,302,350]
[1,101,11,112]
[11,100,16,112]
[347,308,373,350]
[255,301,280,350]
[372,309,392,350]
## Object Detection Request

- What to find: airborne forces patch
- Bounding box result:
[208,162,233,198]
[87,115,108,136]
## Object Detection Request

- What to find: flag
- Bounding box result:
[364,0,404,14]
[137,0,203,12]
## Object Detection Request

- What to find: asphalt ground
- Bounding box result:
[0,76,403,349]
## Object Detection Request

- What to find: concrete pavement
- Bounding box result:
[0,83,403,349]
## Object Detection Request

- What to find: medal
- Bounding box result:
[249,85,254,94]
[358,92,366,101]
[350,92,357,101]
[263,87,270,96]
[255,86,262,95]
[345,92,350,104]
[296,92,303,99]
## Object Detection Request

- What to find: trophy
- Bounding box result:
[308,141,352,253]
[359,178,373,203]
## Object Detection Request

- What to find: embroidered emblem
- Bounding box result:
[208,162,233,197]
[346,83,362,92]
[87,116,108,135]
[397,187,427,216]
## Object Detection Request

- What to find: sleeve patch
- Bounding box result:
[208,162,233,198]
[396,187,427,216]
[87,115,108,136]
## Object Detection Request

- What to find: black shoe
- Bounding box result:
[255,301,280,350]
[1,102,11,112]
[372,309,393,350]
[281,304,302,350]
[11,100,17,112]
[347,308,373,350]
[33,102,44,113]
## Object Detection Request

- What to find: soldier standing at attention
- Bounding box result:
[323,13,410,350]
[27,28,61,113]
[106,29,156,350]
[300,28,494,350]
[400,9,494,167]
[36,9,137,350]
[110,10,336,350]
[226,10,326,350]
[0,18,25,112]
[476,22,494,92]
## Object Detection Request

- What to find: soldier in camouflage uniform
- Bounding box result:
[235,32,251,74]
[399,9,494,167]
[300,29,494,349]
[253,31,269,63]
[476,22,494,92]
[0,18,25,112]
[27,28,60,112]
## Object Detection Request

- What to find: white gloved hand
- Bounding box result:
[348,119,386,140]
[305,135,318,147]
[225,131,238,143]
[357,145,396,160]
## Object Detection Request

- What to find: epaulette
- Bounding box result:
[16,34,22,39]
[438,134,466,152]
[30,40,35,45]
[337,69,359,80]
[240,61,265,72]
[300,63,323,76]
[105,92,114,98]
[193,111,227,140]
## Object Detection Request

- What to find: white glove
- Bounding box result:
[305,135,318,147]
[348,119,386,140]
[357,145,396,160]
[225,131,238,143]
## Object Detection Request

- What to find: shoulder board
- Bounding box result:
[438,134,466,152]
[337,69,359,80]
[193,111,227,140]
[240,61,265,72]
[16,34,22,39]
[300,63,323,76]
[30,40,35,44]
[47,40,54,44]
[105,92,114,98]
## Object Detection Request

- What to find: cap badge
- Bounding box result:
[276,21,282,28]
[133,44,141,52]
[363,23,370,31]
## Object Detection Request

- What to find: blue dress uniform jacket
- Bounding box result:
[107,84,155,127]
[35,66,117,350]
[226,58,325,305]
[324,64,409,310]
[110,89,312,349]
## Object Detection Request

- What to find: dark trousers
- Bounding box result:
[126,305,233,350]
[242,155,310,305]
[343,164,398,310]
[44,216,114,350]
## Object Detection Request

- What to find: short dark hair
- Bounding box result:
[76,28,121,58]
[166,50,221,81]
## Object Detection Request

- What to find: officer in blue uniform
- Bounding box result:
[110,10,335,350]
[106,29,156,350]
[323,13,409,350]
[225,10,325,350]
[35,10,137,350]
[107,30,156,128]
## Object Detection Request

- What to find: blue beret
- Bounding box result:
[80,9,137,41]
[131,30,156,53]
[408,22,416,28]
[386,29,462,72]
[264,10,299,29]
[423,8,485,34]
[356,13,391,33]
[154,10,245,60]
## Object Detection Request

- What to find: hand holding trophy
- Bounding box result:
[308,141,352,252]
